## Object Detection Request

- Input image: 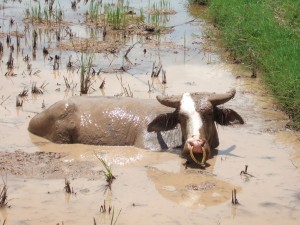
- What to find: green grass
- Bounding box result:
[148,0,172,14]
[87,0,101,22]
[105,4,127,30]
[200,0,300,129]
[94,152,116,189]
[25,1,63,24]
[80,54,94,94]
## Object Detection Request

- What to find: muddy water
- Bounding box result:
[0,0,300,224]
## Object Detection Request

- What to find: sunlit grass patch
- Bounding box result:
[207,0,300,128]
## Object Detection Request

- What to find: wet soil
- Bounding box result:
[0,0,299,225]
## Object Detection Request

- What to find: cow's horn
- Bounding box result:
[208,88,236,106]
[156,95,181,108]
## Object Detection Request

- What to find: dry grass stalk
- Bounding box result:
[231,188,239,205]
[99,79,105,89]
[66,55,73,69]
[5,69,17,76]
[64,76,71,89]
[0,180,8,208]
[33,30,38,50]
[124,41,139,60]
[71,1,77,10]
[147,80,154,93]
[16,35,20,48]
[116,75,133,97]
[64,178,73,194]
[53,55,60,70]
[0,42,3,54]
[0,96,10,106]
[31,81,48,94]
[16,96,23,107]
[162,69,167,84]
[151,61,162,77]
[23,54,30,62]
[6,35,11,46]
[18,89,29,97]
[6,52,14,69]
[43,47,49,56]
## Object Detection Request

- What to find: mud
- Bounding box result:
[0,0,299,225]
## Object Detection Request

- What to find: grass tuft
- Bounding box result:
[205,0,300,129]
[94,152,116,189]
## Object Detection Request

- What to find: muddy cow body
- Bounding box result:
[28,89,244,161]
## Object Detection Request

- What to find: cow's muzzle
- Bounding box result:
[183,136,206,167]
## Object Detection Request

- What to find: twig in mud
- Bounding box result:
[240,165,254,177]
[0,96,11,106]
[290,159,298,169]
[124,41,139,60]
[231,188,239,205]
[168,19,196,29]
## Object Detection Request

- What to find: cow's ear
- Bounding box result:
[214,107,244,125]
[147,112,179,132]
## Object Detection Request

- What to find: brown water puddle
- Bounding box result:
[0,0,299,225]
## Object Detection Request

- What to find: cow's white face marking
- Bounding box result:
[179,93,202,139]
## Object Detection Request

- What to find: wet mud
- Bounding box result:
[0,0,299,225]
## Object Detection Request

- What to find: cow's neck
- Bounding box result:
[179,93,202,139]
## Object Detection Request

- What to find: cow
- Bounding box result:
[28,89,244,166]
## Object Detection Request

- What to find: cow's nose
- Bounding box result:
[187,136,205,154]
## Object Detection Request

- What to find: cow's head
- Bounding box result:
[147,89,244,166]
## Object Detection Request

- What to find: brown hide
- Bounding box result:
[28,96,182,150]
